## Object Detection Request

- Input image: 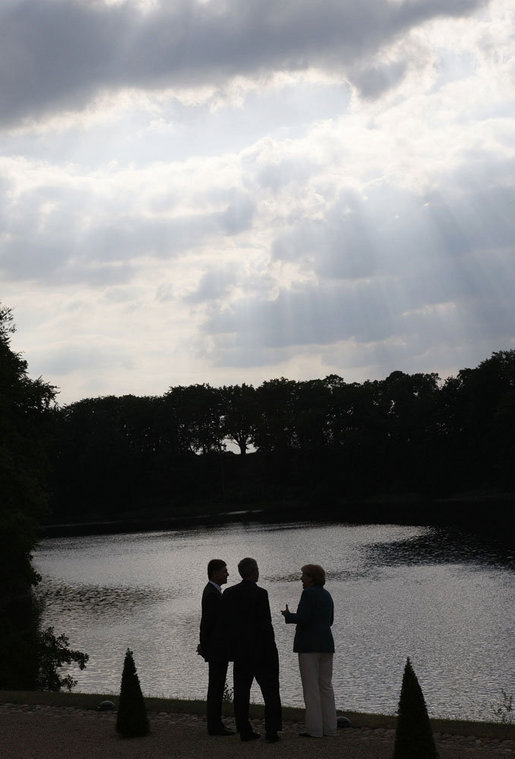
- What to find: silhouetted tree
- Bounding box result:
[0,304,87,690]
[52,395,171,519]
[220,383,258,455]
[254,378,299,453]
[116,649,150,738]
[294,378,332,451]
[165,383,225,454]
[446,350,515,490]
[0,305,54,687]
[322,378,386,496]
[37,627,89,691]
[393,657,438,758]
[377,371,441,492]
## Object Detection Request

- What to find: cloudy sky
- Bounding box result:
[1,0,514,405]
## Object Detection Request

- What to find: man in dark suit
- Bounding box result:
[221,557,282,743]
[198,559,235,736]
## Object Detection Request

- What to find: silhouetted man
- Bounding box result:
[198,559,235,736]
[221,557,282,743]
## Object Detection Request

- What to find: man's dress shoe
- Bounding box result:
[240,731,260,742]
[208,727,235,736]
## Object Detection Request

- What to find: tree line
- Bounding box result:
[48,350,515,526]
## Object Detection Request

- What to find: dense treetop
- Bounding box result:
[48,349,515,523]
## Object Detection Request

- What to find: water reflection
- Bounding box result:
[364,527,515,569]
[39,579,169,619]
[34,522,514,722]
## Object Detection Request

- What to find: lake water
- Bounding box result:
[34,521,514,722]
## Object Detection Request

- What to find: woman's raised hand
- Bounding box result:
[280,603,289,617]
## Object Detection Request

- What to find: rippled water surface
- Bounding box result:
[34,522,514,722]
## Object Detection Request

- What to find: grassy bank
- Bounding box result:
[1,690,513,741]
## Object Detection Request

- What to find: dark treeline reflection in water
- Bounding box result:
[35,522,514,723]
[365,527,514,570]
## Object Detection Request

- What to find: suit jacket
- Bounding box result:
[221,579,278,665]
[283,585,335,653]
[200,582,228,663]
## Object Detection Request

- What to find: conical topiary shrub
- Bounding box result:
[115,648,150,738]
[392,657,439,758]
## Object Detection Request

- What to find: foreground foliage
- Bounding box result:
[37,627,89,691]
[490,689,513,725]
[393,657,439,759]
[0,304,87,690]
[116,649,150,738]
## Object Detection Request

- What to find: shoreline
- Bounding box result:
[40,494,514,539]
[1,690,513,741]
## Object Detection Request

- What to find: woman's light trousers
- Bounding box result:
[298,652,337,737]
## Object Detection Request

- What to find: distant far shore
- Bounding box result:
[41,492,513,539]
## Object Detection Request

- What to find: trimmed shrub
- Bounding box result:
[392,657,439,758]
[115,648,150,738]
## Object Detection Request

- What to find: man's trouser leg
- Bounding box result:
[233,661,254,736]
[255,663,282,735]
[207,659,228,732]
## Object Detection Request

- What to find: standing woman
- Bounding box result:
[281,564,337,738]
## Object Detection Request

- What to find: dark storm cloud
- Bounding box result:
[349,60,408,100]
[0,0,488,127]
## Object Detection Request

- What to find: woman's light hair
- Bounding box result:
[301,563,326,586]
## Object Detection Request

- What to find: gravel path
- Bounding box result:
[1,704,514,759]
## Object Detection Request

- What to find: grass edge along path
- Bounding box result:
[1,690,513,741]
